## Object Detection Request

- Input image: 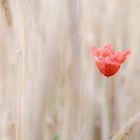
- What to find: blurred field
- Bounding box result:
[0,0,140,140]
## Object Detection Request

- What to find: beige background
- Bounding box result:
[0,0,139,140]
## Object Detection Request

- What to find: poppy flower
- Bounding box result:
[91,44,131,77]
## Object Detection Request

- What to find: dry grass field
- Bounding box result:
[0,0,140,140]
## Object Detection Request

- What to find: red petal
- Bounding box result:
[102,44,114,56]
[95,60,105,75]
[105,63,120,77]
[116,50,131,63]
[103,44,113,50]
[91,46,100,57]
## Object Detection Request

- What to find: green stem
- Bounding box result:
[106,78,113,139]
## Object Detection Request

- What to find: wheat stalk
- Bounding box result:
[111,113,140,140]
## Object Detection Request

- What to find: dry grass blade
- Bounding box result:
[111,113,140,140]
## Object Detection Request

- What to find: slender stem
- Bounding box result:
[106,78,113,139]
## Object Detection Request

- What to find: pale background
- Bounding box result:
[0,0,139,140]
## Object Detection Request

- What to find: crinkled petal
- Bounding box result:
[91,46,100,57]
[116,50,131,63]
[102,44,114,56]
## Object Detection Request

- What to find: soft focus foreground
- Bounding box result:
[0,0,139,140]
